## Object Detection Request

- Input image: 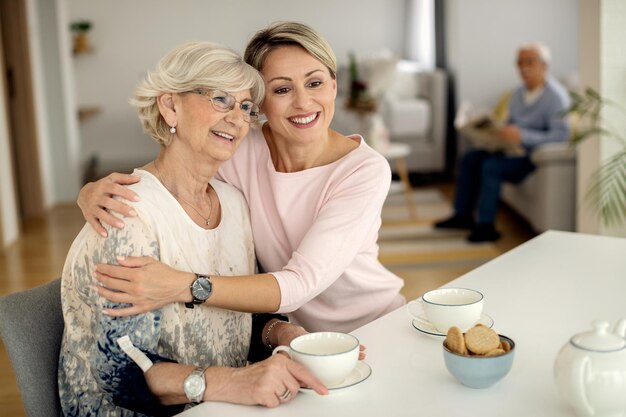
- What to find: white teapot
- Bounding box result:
[554,319,626,417]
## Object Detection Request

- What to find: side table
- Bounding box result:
[380,142,417,220]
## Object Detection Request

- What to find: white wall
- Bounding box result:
[445,0,579,113]
[5,0,584,222]
[598,0,626,237]
[67,0,407,169]
[577,0,626,237]
[34,0,81,204]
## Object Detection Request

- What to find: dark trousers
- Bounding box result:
[454,150,535,224]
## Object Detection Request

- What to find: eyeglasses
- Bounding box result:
[192,89,260,123]
[517,58,540,67]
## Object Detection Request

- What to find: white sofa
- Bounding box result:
[501,142,576,232]
[331,59,448,173]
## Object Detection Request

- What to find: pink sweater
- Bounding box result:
[218,124,404,332]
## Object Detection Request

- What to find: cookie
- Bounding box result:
[464,325,500,355]
[500,339,511,352]
[484,348,506,357]
[445,326,468,355]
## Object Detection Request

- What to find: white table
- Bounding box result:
[177,231,626,416]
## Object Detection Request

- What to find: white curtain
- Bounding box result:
[405,0,435,69]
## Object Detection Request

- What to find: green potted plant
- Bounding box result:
[567,87,626,227]
[70,20,93,54]
[346,52,376,112]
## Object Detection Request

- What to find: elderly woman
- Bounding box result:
[59,41,325,417]
[77,22,405,334]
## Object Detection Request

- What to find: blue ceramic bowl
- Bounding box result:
[443,334,515,389]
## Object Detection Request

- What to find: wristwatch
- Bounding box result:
[185,274,212,309]
[183,366,208,404]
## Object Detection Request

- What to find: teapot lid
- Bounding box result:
[571,321,626,352]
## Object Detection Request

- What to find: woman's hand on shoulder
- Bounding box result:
[95,255,192,316]
[205,354,327,407]
[78,172,141,237]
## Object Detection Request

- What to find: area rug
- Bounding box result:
[378,188,500,270]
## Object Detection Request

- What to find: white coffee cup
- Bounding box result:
[272,332,359,386]
[407,288,484,333]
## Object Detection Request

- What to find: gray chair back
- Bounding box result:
[0,278,63,417]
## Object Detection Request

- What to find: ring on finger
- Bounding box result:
[279,388,291,401]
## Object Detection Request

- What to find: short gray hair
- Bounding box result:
[244,21,337,79]
[130,42,265,146]
[520,42,551,65]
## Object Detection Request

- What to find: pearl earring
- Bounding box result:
[169,126,176,134]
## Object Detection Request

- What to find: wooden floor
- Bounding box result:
[387,182,536,301]
[0,204,85,416]
[0,183,536,416]
[437,183,536,252]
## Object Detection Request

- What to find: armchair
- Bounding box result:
[331,58,448,173]
[0,279,63,417]
[379,65,447,173]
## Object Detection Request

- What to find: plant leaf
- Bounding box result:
[571,127,611,145]
[586,87,601,100]
[584,150,626,227]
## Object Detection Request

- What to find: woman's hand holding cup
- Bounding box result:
[272,332,360,388]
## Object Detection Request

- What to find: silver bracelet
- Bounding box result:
[265,320,288,350]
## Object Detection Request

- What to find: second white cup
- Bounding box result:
[272,331,359,386]
[407,287,484,333]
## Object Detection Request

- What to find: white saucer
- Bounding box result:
[300,361,372,392]
[411,313,494,337]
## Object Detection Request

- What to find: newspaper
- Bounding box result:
[458,116,525,156]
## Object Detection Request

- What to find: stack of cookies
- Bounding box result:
[445,324,511,357]
[442,324,516,388]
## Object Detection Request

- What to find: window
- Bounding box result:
[405,0,435,69]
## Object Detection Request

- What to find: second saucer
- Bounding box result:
[412,313,494,337]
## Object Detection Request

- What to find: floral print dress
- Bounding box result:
[58,171,256,416]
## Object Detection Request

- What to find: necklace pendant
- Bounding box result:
[206,219,210,226]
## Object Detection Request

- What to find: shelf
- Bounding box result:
[78,106,101,122]
[73,48,95,56]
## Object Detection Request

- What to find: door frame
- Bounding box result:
[0,0,44,222]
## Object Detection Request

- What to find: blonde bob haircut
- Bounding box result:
[244,21,337,80]
[130,41,265,146]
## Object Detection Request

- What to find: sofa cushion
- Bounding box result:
[359,55,397,98]
[530,141,576,164]
[335,51,397,99]
[387,63,421,100]
[381,99,431,136]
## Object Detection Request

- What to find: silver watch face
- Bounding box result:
[184,373,205,399]
[192,276,212,302]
